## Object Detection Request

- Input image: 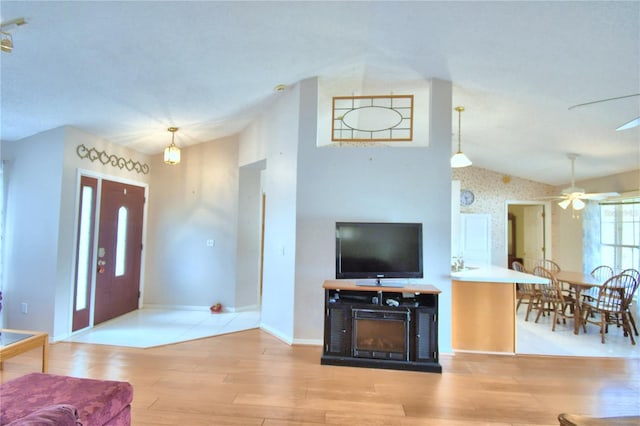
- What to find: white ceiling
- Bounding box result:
[1,1,638,186]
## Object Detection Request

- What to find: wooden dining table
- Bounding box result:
[554,270,602,335]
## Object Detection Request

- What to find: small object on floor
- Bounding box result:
[210,303,223,313]
[558,413,640,425]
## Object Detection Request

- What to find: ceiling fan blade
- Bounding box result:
[568,93,640,110]
[616,117,640,131]
[580,192,621,200]
[535,195,567,200]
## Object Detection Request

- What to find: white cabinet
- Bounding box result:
[460,213,491,266]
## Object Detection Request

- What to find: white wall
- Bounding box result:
[143,136,239,309]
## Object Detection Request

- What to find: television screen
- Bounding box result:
[335,222,423,280]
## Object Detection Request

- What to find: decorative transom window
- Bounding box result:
[332,95,414,142]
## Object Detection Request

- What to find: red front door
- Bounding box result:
[94,180,145,325]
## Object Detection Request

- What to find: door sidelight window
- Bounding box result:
[115,206,128,277]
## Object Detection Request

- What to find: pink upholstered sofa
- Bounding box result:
[0,373,133,425]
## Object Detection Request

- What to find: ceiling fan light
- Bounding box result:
[572,198,585,210]
[558,199,571,209]
[450,152,472,168]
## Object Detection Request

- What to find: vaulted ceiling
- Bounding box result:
[1,1,638,185]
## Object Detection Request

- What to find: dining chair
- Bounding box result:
[619,268,639,337]
[511,260,539,321]
[512,261,526,273]
[591,265,614,281]
[536,259,561,273]
[584,265,615,302]
[532,266,578,332]
[513,261,539,320]
[535,259,572,299]
[582,273,636,345]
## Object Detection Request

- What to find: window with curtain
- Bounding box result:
[600,199,640,272]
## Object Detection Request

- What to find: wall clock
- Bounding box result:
[460,189,475,206]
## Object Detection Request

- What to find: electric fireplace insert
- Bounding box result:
[352,308,410,361]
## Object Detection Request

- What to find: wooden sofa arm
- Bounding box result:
[558,413,640,426]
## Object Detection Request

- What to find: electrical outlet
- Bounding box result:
[21,302,28,314]
[206,239,215,247]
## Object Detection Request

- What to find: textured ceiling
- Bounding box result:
[1,1,638,186]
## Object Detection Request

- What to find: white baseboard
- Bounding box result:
[227,304,260,313]
[142,304,210,311]
[260,322,293,345]
[292,338,322,346]
[142,304,260,313]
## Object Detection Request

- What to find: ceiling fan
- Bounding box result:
[544,154,620,211]
[568,93,640,131]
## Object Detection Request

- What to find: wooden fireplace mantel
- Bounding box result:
[321,280,442,373]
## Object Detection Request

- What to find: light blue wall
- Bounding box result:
[1,126,150,340]
[2,128,65,334]
[237,84,301,343]
[236,78,454,350]
[293,78,453,350]
[143,136,240,309]
[2,79,454,352]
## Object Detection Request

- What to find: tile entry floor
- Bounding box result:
[65,308,261,348]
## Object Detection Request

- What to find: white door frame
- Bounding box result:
[69,168,149,334]
[505,200,552,268]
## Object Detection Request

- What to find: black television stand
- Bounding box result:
[321,280,442,373]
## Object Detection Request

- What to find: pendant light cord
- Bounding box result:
[455,106,464,153]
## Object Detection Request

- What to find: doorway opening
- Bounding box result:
[506,202,551,271]
[236,161,266,313]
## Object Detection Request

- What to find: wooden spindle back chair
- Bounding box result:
[582,273,636,345]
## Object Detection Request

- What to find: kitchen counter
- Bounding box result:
[451,265,544,353]
[451,265,548,284]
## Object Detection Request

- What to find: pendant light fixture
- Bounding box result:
[0,31,13,53]
[163,127,181,165]
[451,106,472,168]
[1,17,26,54]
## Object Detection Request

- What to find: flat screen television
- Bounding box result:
[335,222,423,281]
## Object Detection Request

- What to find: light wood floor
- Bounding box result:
[1,329,639,426]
